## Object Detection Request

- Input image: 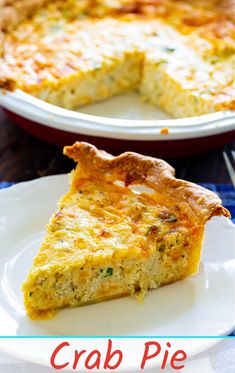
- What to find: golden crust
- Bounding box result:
[64,142,230,223]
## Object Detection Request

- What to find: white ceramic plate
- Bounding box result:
[1,90,235,140]
[0,175,234,369]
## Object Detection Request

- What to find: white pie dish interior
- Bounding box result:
[1,89,235,141]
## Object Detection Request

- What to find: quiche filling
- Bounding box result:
[22,142,230,319]
[1,0,235,117]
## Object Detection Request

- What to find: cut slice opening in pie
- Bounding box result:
[22,142,230,319]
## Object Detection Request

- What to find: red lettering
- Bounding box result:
[50,342,70,370]
[170,350,187,370]
[104,339,123,370]
[141,341,161,369]
[84,350,101,370]
[161,342,171,369]
[73,349,86,370]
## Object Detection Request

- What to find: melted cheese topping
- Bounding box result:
[34,177,191,269]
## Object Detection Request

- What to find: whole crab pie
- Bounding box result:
[1,1,235,117]
[22,142,230,319]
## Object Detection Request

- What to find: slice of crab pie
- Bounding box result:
[22,142,230,319]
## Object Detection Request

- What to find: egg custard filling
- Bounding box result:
[22,142,230,319]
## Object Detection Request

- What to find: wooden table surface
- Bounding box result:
[0,107,234,184]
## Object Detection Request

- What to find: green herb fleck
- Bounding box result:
[210,56,219,64]
[29,292,33,297]
[164,214,177,222]
[79,11,89,18]
[155,59,167,66]
[165,47,176,53]
[105,267,113,277]
[51,24,62,33]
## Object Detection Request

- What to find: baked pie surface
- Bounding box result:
[22,142,230,319]
[0,0,235,117]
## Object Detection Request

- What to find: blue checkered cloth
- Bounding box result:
[0,181,234,336]
[200,184,235,337]
[0,182,15,189]
[199,183,235,224]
